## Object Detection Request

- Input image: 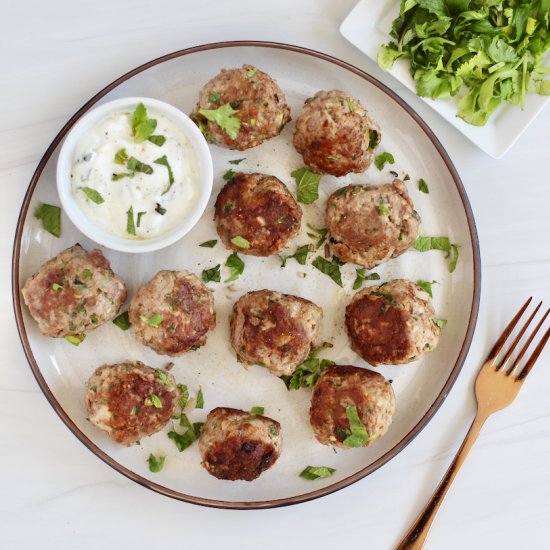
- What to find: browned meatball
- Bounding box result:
[345,279,440,365]
[230,290,322,376]
[309,365,395,448]
[190,64,291,150]
[85,361,179,446]
[199,407,282,481]
[129,270,216,356]
[293,90,381,176]
[21,244,126,337]
[215,172,302,256]
[326,180,420,269]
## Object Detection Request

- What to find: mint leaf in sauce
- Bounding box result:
[126,206,136,235]
[147,135,166,147]
[114,148,128,165]
[136,211,146,227]
[127,157,153,175]
[34,203,61,238]
[154,155,174,194]
[80,187,104,204]
[131,103,157,143]
[155,203,167,215]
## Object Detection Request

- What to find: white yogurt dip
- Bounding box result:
[70,104,199,239]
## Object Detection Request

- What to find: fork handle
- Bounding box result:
[396,409,489,550]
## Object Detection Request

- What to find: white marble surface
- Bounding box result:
[2,1,549,548]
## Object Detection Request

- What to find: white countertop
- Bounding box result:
[2,1,549,548]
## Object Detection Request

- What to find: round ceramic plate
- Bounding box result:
[13,41,480,508]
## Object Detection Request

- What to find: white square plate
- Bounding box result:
[340,0,550,158]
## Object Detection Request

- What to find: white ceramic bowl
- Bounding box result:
[57,97,213,253]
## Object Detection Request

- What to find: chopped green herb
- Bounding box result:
[154,155,175,194]
[193,423,204,438]
[114,148,128,165]
[346,97,356,111]
[291,167,321,204]
[418,178,429,193]
[90,384,98,392]
[147,135,166,147]
[416,280,438,298]
[404,174,410,181]
[131,406,139,415]
[414,236,460,272]
[199,239,217,248]
[300,466,336,480]
[177,383,189,409]
[150,394,162,409]
[126,206,136,236]
[378,0,550,126]
[65,334,85,346]
[140,314,163,327]
[368,128,380,149]
[136,211,146,227]
[251,406,265,415]
[155,203,167,215]
[127,156,153,175]
[196,388,204,409]
[231,235,250,249]
[279,244,310,267]
[179,413,191,428]
[112,172,133,181]
[208,91,221,103]
[131,103,157,143]
[280,342,334,390]
[246,66,258,79]
[353,268,380,290]
[223,168,237,181]
[306,224,329,248]
[434,318,448,330]
[201,264,221,283]
[147,454,165,473]
[82,269,93,279]
[312,256,343,287]
[371,290,397,306]
[51,283,63,292]
[343,405,376,447]
[449,244,460,273]
[168,428,198,452]
[374,152,395,170]
[228,158,245,165]
[80,187,105,204]
[376,196,390,215]
[198,103,241,140]
[225,252,244,282]
[269,424,279,436]
[156,369,174,389]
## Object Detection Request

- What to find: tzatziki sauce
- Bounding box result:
[71,104,199,239]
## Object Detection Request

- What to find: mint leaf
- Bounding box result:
[228,158,245,165]
[208,91,221,103]
[306,224,328,248]
[300,466,336,480]
[353,268,380,290]
[291,167,321,204]
[312,256,343,287]
[199,239,217,248]
[80,187,104,204]
[198,103,241,140]
[154,155,174,194]
[168,429,198,452]
[434,318,447,329]
[225,252,244,282]
[416,279,438,297]
[127,157,153,175]
[279,244,310,267]
[34,203,61,237]
[147,454,165,473]
[177,384,189,410]
[280,342,334,391]
[112,311,130,330]
[343,405,375,447]
[201,264,221,283]
[374,152,395,170]
[147,135,166,146]
[196,387,204,409]
[418,178,429,193]
[65,334,85,346]
[131,103,157,143]
[114,148,128,165]
[126,206,136,236]
[223,169,237,181]
[251,406,265,415]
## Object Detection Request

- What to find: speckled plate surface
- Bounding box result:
[13,41,480,508]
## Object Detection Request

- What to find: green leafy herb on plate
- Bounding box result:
[34,203,61,238]
[291,167,321,204]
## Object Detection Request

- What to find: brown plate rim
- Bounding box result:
[11,40,481,510]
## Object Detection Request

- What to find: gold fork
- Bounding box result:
[397,297,550,550]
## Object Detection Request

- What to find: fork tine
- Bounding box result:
[496,302,542,372]
[486,297,532,363]
[515,320,550,381]
[508,307,550,376]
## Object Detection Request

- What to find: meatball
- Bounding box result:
[190,64,291,150]
[215,172,302,256]
[199,407,282,481]
[293,90,381,176]
[345,279,440,365]
[230,290,322,376]
[129,270,216,356]
[85,361,179,446]
[309,365,395,448]
[326,180,420,269]
[21,244,126,337]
